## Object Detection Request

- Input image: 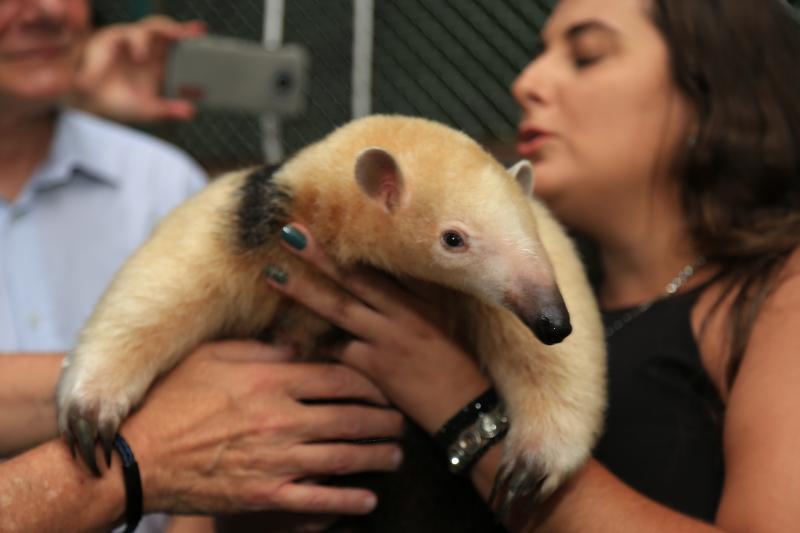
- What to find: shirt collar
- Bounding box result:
[28,108,121,192]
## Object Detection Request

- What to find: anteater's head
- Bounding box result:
[326,116,571,345]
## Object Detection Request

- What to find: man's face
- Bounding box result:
[0,0,90,112]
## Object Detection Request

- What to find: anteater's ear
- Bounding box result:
[508,160,534,197]
[355,147,406,213]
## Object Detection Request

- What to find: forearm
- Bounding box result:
[0,439,125,533]
[164,516,216,533]
[0,353,63,455]
[483,459,724,533]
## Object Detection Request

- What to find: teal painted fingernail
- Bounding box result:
[264,265,288,285]
[280,225,307,250]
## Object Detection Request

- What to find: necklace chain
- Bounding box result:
[604,257,707,339]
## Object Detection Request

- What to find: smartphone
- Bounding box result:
[164,35,309,116]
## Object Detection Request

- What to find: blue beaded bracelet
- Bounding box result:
[114,434,143,533]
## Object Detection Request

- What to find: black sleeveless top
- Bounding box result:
[595,283,725,521]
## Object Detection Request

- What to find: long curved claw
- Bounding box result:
[99,420,117,468]
[68,407,101,476]
[507,465,547,506]
[491,457,548,519]
[58,384,131,476]
[488,460,511,512]
[63,427,76,459]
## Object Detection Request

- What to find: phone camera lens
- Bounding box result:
[275,71,294,93]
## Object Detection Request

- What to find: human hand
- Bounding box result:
[264,223,491,434]
[118,340,404,516]
[71,15,206,122]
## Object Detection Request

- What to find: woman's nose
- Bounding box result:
[512,57,549,110]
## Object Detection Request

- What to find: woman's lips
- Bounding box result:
[516,128,553,157]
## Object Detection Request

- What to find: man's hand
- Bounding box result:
[71,15,205,123]
[121,340,404,516]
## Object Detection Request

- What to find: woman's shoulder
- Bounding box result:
[746,247,800,366]
[692,247,800,401]
[778,245,800,280]
[711,247,800,532]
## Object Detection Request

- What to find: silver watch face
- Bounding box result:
[479,413,501,438]
[456,430,483,455]
[478,411,509,438]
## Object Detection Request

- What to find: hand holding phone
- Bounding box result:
[71,16,207,123]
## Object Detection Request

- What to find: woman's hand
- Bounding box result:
[71,15,206,123]
[120,339,404,516]
[264,223,491,434]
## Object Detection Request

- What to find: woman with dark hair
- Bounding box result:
[268,0,800,530]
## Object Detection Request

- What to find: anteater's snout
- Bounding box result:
[507,284,573,345]
[530,308,572,345]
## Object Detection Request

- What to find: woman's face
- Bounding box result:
[0,0,89,112]
[512,0,693,232]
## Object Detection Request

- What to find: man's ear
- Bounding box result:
[508,160,535,197]
[355,147,406,213]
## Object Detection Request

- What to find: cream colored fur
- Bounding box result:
[57,115,606,501]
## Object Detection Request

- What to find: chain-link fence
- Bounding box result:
[92,0,799,174]
[92,0,553,173]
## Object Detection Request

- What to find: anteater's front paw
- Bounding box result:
[57,366,136,476]
[492,422,591,517]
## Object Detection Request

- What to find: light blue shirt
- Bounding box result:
[0,109,207,533]
[0,109,207,352]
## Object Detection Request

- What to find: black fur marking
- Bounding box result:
[235,164,293,250]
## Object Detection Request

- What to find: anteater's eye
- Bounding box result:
[441,231,466,250]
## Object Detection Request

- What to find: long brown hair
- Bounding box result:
[650,0,800,387]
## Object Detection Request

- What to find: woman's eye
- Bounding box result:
[442,231,466,249]
[574,55,602,69]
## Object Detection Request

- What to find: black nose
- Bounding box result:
[506,283,573,345]
[532,313,572,345]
